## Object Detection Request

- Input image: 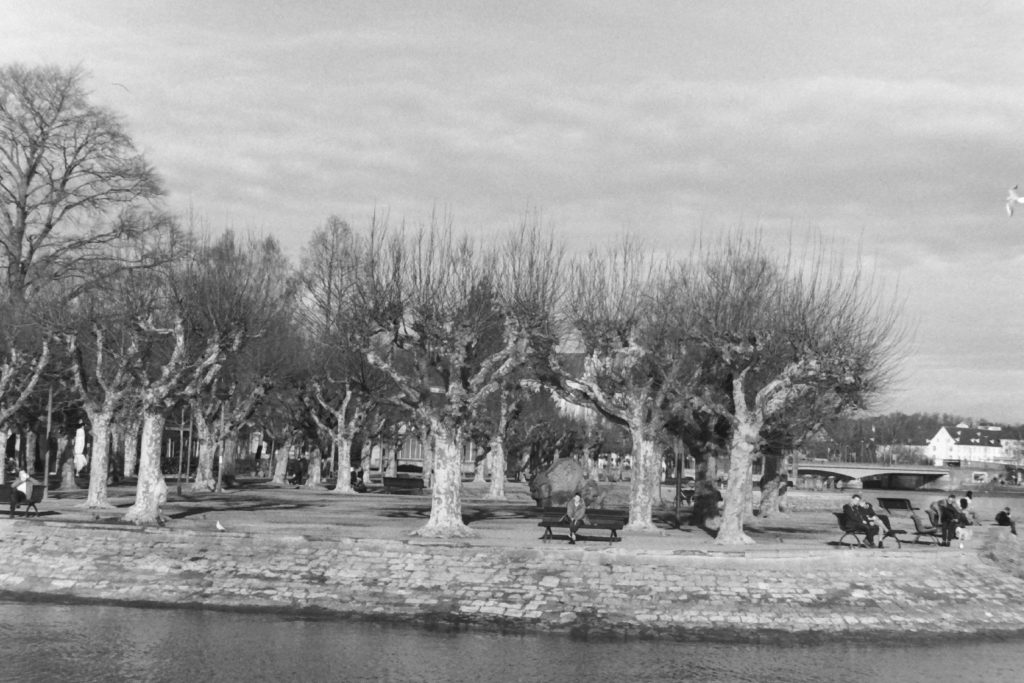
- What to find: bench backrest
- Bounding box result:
[540,508,627,522]
[911,513,938,535]
[833,511,854,531]
[877,498,915,514]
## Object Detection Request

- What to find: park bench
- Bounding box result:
[876,497,918,515]
[382,476,424,494]
[0,485,44,517]
[909,513,943,545]
[833,511,904,549]
[538,507,628,544]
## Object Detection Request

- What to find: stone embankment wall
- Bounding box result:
[3,521,1024,641]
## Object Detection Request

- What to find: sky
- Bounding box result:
[3,1,1024,423]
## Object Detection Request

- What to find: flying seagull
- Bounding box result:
[215,520,227,532]
[1007,186,1024,216]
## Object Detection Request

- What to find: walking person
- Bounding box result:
[8,469,40,518]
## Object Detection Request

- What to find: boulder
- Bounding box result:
[529,458,604,508]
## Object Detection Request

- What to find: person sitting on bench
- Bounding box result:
[564,493,589,545]
[929,494,964,547]
[842,494,881,547]
[8,469,40,518]
[996,507,1017,536]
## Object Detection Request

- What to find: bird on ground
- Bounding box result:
[215,520,226,532]
[1007,186,1024,216]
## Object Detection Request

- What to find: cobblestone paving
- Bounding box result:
[3,517,1024,641]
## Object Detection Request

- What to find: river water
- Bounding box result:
[1,601,1021,682]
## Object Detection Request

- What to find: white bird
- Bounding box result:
[215,520,226,532]
[1007,185,1024,216]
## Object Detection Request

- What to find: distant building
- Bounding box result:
[927,423,1024,467]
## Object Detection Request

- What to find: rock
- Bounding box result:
[528,459,604,508]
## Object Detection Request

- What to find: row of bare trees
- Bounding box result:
[1,63,904,544]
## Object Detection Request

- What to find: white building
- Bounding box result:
[927,423,1024,467]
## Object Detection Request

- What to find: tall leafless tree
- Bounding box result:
[0,64,163,304]
[684,235,904,544]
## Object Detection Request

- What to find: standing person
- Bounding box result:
[8,469,40,518]
[842,494,880,547]
[565,492,588,545]
[929,494,962,547]
[996,507,1017,536]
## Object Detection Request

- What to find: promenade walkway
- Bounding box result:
[2,481,1023,641]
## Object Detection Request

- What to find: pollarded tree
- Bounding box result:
[0,63,162,305]
[541,238,692,530]
[122,231,291,523]
[298,216,396,494]
[182,231,296,492]
[360,217,548,537]
[684,235,903,545]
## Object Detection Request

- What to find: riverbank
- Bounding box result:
[2,481,1023,641]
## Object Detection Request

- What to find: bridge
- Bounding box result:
[794,461,950,487]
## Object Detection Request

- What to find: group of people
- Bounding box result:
[843,490,1019,548]
[841,494,892,547]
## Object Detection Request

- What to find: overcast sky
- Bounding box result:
[4,1,1024,422]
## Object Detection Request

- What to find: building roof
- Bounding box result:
[936,424,1023,447]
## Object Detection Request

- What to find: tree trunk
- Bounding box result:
[485,434,507,500]
[360,442,372,486]
[25,431,37,475]
[715,419,759,545]
[0,428,9,485]
[384,443,398,478]
[329,432,354,493]
[84,411,115,508]
[122,417,141,478]
[422,439,434,489]
[472,444,487,483]
[60,430,80,490]
[221,437,238,485]
[757,453,789,518]
[626,427,660,531]
[305,447,323,488]
[271,441,291,485]
[411,422,474,537]
[191,415,217,491]
[124,411,168,525]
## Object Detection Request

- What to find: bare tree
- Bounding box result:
[183,231,295,492]
[0,317,49,473]
[684,235,904,545]
[361,216,543,537]
[298,216,397,493]
[0,64,162,304]
[540,237,692,529]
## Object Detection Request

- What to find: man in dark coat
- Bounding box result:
[842,494,880,547]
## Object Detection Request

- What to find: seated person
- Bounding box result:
[996,507,1017,536]
[564,492,589,545]
[842,494,881,547]
[959,491,979,525]
[929,494,963,547]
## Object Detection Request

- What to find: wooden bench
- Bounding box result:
[382,477,424,494]
[876,497,918,515]
[538,507,627,543]
[0,485,44,517]
[909,512,943,545]
[833,511,905,549]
